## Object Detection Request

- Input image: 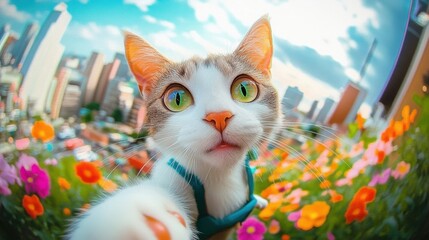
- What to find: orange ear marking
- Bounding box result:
[124,31,171,96]
[168,210,187,227]
[234,15,273,76]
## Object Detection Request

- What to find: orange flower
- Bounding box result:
[280,203,300,213]
[281,234,291,240]
[75,161,102,184]
[353,186,376,203]
[376,150,385,164]
[261,181,293,198]
[22,195,44,219]
[81,203,91,213]
[356,113,365,130]
[259,201,282,220]
[296,201,330,230]
[319,180,331,189]
[330,192,343,203]
[345,186,377,224]
[31,121,55,142]
[268,219,280,234]
[63,208,71,216]
[58,177,71,190]
[98,178,118,193]
[345,201,368,224]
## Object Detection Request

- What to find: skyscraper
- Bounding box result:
[20,3,71,113]
[282,86,303,110]
[94,59,120,104]
[0,24,10,53]
[306,100,318,120]
[328,82,361,125]
[315,98,335,124]
[10,23,39,70]
[82,52,104,105]
[113,52,131,80]
[50,67,71,119]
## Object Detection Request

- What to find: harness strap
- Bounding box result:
[167,150,258,239]
[167,158,208,216]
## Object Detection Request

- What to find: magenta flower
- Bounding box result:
[16,154,39,171]
[369,168,391,187]
[288,210,301,222]
[0,155,21,195]
[237,217,266,240]
[327,232,336,240]
[20,164,51,198]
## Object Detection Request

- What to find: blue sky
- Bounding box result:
[0,0,412,116]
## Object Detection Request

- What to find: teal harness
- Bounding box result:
[167,150,257,239]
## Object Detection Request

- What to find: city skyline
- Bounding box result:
[0,0,413,117]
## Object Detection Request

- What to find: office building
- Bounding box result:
[20,3,71,113]
[50,67,71,119]
[10,23,39,70]
[94,59,120,104]
[82,52,104,105]
[315,98,335,124]
[127,96,146,130]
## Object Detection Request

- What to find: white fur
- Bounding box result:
[69,65,277,240]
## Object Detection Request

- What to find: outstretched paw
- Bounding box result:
[69,182,192,240]
[254,194,268,209]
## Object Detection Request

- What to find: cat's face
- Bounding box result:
[124,16,281,169]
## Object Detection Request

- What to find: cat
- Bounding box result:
[68,15,282,240]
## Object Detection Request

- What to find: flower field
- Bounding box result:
[1,97,428,240]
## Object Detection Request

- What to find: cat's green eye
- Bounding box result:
[163,85,193,112]
[231,76,258,103]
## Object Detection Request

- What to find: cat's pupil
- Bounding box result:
[175,92,181,106]
[240,83,247,97]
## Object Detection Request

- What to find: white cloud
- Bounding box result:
[143,15,176,30]
[271,57,340,111]
[148,30,194,61]
[183,30,224,54]
[143,15,157,23]
[188,0,241,40]
[79,0,89,4]
[159,20,175,30]
[187,0,378,69]
[65,22,123,55]
[124,0,156,12]
[0,0,31,22]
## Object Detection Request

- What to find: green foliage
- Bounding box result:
[84,102,100,111]
[111,108,123,123]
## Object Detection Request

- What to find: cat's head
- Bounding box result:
[124,16,281,171]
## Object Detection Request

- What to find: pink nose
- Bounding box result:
[204,111,233,132]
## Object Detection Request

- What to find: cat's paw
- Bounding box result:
[69,182,193,240]
[254,194,268,209]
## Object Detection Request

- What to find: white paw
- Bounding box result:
[69,182,192,240]
[254,195,268,209]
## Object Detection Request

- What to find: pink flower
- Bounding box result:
[391,161,410,179]
[369,168,391,187]
[327,232,336,240]
[0,155,21,195]
[44,158,58,166]
[237,217,266,240]
[335,178,352,187]
[16,154,39,171]
[349,141,364,158]
[286,188,309,204]
[288,210,301,222]
[20,164,51,198]
[15,138,30,150]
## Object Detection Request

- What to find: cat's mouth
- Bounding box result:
[207,140,241,153]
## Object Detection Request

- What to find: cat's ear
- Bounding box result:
[234,15,273,76]
[124,31,171,96]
